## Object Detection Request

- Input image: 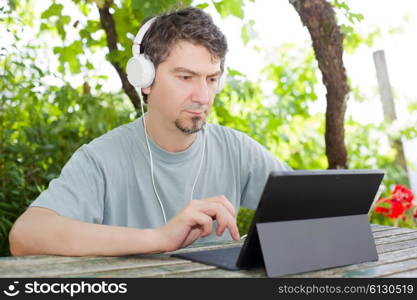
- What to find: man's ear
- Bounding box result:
[142,87,151,95]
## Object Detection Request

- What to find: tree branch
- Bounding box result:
[97,1,140,110]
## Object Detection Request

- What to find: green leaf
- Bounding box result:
[79,3,91,16]
[241,20,257,45]
[53,41,83,74]
[41,3,63,19]
[138,0,180,17]
[196,3,209,10]
[68,57,81,74]
[86,61,94,70]
[61,15,71,25]
[227,68,244,77]
[213,0,244,19]
[131,0,141,10]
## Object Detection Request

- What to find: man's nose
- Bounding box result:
[191,79,210,104]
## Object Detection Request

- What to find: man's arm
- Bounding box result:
[9,195,239,256]
[9,207,164,256]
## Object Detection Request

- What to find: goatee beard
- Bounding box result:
[175,117,205,134]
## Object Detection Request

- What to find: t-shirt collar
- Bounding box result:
[136,116,204,164]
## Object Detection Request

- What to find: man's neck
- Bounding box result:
[143,113,197,152]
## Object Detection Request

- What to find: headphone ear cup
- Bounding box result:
[126,55,155,88]
[216,71,226,93]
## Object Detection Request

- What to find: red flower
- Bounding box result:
[374,185,415,220]
[374,206,389,215]
[389,199,406,219]
[392,185,414,210]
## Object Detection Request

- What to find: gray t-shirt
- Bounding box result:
[31,117,290,243]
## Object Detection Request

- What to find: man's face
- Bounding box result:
[143,41,222,135]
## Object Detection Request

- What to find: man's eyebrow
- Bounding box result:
[172,67,221,77]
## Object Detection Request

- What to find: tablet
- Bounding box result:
[173,169,385,275]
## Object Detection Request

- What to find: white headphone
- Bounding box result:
[126,17,226,92]
[126,16,218,224]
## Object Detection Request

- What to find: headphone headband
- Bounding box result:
[132,17,157,56]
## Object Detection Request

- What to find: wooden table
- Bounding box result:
[1,224,417,278]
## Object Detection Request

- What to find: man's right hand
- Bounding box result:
[156,195,240,252]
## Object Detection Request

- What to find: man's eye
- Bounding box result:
[208,77,218,83]
[181,76,192,81]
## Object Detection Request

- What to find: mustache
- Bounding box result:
[183,103,209,112]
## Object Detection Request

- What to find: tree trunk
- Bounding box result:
[97,1,141,110]
[290,0,349,169]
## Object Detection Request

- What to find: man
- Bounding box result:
[9,7,290,256]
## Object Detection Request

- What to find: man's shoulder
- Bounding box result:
[206,122,257,148]
[83,118,141,159]
[206,123,280,163]
[206,122,249,141]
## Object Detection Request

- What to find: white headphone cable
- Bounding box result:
[140,97,167,224]
[139,94,206,225]
[190,125,206,201]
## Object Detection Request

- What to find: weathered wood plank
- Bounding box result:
[340,258,417,278]
[58,262,217,278]
[286,246,417,278]
[0,256,97,268]
[373,227,415,239]
[0,256,187,278]
[371,224,397,232]
[376,238,417,254]
[375,231,417,245]
[382,268,417,278]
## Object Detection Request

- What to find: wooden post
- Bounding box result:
[373,50,409,183]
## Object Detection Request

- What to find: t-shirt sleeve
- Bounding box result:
[240,136,291,210]
[30,145,105,224]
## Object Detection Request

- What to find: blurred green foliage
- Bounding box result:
[0,48,135,256]
[1,0,416,256]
